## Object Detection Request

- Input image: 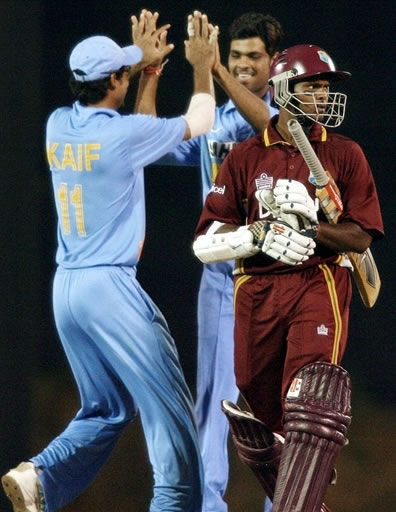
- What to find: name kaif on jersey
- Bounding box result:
[47,142,101,171]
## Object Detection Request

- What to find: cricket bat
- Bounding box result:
[287,118,381,308]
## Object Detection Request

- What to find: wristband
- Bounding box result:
[143,59,169,76]
[144,66,162,76]
[304,223,320,240]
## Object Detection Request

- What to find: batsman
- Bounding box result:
[192,44,384,511]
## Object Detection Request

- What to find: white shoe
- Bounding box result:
[2,462,45,512]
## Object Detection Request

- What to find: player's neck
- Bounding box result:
[257,85,269,100]
[88,98,119,110]
[275,116,294,145]
[88,89,123,111]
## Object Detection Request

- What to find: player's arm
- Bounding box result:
[193,218,316,265]
[316,222,372,254]
[257,178,373,254]
[132,10,173,115]
[182,11,217,140]
[130,10,173,79]
[194,169,316,267]
[134,73,159,115]
[212,46,270,132]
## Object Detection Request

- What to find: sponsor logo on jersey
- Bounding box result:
[208,140,237,160]
[209,184,226,195]
[317,324,329,336]
[287,377,302,398]
[255,172,273,190]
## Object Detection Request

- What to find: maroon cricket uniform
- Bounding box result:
[195,116,384,431]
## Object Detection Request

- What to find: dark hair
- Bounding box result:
[69,67,127,106]
[228,12,284,57]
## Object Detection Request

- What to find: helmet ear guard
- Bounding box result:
[268,68,298,109]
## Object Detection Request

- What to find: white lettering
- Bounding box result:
[209,184,226,195]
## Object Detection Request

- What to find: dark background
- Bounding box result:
[0,1,394,511]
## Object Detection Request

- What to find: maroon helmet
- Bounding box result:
[271,44,351,83]
[269,45,351,127]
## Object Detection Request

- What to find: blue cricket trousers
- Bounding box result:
[32,265,203,511]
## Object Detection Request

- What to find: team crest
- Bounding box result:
[255,172,273,190]
[317,50,330,63]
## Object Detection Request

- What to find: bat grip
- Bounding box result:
[287,119,329,187]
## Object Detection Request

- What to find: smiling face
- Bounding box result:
[228,37,275,98]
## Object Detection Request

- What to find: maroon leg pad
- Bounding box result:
[272,362,351,512]
[221,400,282,500]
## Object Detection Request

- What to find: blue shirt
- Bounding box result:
[159,93,278,203]
[46,101,186,268]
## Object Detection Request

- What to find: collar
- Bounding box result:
[263,115,327,147]
[73,101,120,119]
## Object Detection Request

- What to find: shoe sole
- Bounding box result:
[1,473,42,512]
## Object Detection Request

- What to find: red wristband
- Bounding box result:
[143,66,163,76]
[143,59,169,77]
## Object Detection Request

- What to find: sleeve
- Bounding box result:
[155,137,202,167]
[195,149,247,238]
[337,141,384,240]
[123,114,187,168]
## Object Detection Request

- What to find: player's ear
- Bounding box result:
[270,51,279,66]
[109,73,120,86]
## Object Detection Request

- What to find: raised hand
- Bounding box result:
[184,11,218,71]
[131,9,174,68]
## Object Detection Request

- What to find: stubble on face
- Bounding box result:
[228,37,273,97]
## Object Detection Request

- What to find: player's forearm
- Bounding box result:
[192,67,215,96]
[316,221,372,253]
[213,64,270,132]
[182,66,215,140]
[134,73,159,115]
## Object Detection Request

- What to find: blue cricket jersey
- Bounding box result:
[159,93,278,203]
[46,102,186,268]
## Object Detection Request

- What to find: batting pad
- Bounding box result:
[272,362,351,512]
[221,400,283,500]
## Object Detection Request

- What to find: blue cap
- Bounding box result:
[69,35,143,82]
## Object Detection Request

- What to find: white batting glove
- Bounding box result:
[255,189,303,232]
[262,220,316,265]
[273,179,319,229]
[256,189,281,217]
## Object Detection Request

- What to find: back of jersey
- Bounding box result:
[47,102,147,268]
[47,102,186,269]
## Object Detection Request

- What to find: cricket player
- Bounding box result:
[193,44,384,511]
[156,13,283,511]
[2,10,217,512]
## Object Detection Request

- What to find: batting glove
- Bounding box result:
[273,179,319,229]
[262,220,316,265]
